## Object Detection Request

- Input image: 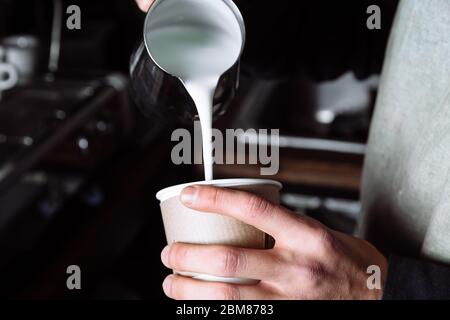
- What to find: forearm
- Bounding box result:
[383,255,450,300]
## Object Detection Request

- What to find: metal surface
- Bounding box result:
[0,78,118,195]
[49,0,63,73]
[0,61,18,92]
[1,35,40,84]
[130,0,246,124]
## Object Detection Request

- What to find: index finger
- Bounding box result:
[180,185,314,242]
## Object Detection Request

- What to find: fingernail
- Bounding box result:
[181,186,197,206]
[161,245,170,266]
[162,275,174,296]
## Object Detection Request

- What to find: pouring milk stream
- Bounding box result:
[146,0,243,180]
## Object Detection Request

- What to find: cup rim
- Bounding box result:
[156,178,282,202]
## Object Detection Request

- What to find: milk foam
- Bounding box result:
[146,0,243,180]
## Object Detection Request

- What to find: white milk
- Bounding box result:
[146,0,243,180]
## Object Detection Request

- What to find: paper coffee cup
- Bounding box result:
[156,179,282,284]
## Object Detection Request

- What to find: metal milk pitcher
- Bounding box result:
[129,0,246,124]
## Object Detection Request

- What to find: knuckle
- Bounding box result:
[307,262,326,279]
[171,277,194,301]
[168,278,182,300]
[168,244,188,269]
[218,247,241,276]
[301,262,326,289]
[216,284,240,300]
[312,228,338,254]
[269,251,289,279]
[205,187,222,207]
[245,195,272,219]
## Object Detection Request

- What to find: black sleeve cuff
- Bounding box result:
[383,255,450,300]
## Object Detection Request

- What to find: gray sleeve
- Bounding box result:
[359,0,450,263]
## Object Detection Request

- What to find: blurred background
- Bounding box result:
[0,0,397,299]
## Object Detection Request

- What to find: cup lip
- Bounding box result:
[156,178,282,202]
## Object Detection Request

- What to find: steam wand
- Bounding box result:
[48,0,63,74]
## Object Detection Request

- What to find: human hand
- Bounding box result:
[135,0,153,12]
[160,186,388,300]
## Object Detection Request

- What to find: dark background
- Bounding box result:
[0,0,397,299]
